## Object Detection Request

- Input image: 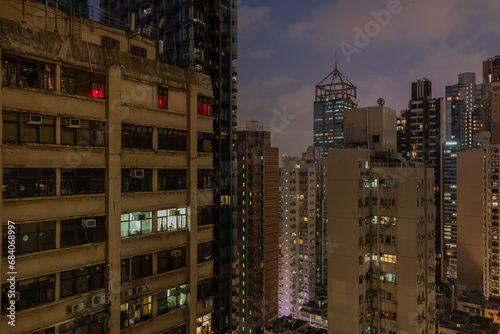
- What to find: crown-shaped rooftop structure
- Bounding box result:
[315,57,357,102]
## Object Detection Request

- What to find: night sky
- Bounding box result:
[237,0,500,157]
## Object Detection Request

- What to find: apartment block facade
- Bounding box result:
[457,146,500,298]
[279,155,317,318]
[0,8,216,334]
[98,1,239,331]
[236,121,279,334]
[328,106,436,334]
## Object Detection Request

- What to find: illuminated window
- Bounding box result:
[197,96,212,116]
[158,87,168,109]
[120,295,152,329]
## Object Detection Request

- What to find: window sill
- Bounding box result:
[2,142,106,150]
[2,193,106,202]
[2,85,108,102]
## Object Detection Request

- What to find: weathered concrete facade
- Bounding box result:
[0,13,215,334]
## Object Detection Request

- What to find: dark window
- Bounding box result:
[61,67,105,99]
[197,278,212,301]
[121,169,153,193]
[160,325,187,334]
[59,314,105,334]
[197,242,212,263]
[197,206,213,226]
[157,286,187,315]
[1,53,55,90]
[197,133,213,153]
[32,328,55,334]
[2,111,55,144]
[121,124,153,149]
[2,221,55,256]
[158,128,187,151]
[61,169,105,195]
[1,275,55,313]
[60,264,105,298]
[197,170,213,189]
[158,169,187,191]
[121,254,152,282]
[60,216,106,248]
[130,45,147,58]
[101,36,120,49]
[157,247,187,273]
[61,118,105,146]
[197,96,212,116]
[2,168,55,199]
[158,87,168,109]
[372,135,380,143]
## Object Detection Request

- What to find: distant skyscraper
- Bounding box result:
[327,106,436,334]
[313,65,357,156]
[399,78,445,282]
[446,73,476,147]
[236,121,279,334]
[443,141,458,278]
[98,1,239,332]
[483,56,500,144]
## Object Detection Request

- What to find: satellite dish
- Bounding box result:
[377,97,385,106]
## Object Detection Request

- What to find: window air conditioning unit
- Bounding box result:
[131,169,145,178]
[121,289,134,299]
[134,213,147,221]
[131,301,143,312]
[170,249,182,257]
[135,285,148,294]
[26,114,43,124]
[169,209,181,216]
[82,218,97,228]
[95,312,109,324]
[65,118,81,128]
[68,301,86,314]
[203,299,213,308]
[88,292,107,308]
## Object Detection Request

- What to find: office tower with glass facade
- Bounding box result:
[313,66,357,157]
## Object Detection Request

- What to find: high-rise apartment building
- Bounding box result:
[483,56,500,144]
[443,141,458,278]
[99,0,239,331]
[0,3,217,333]
[236,121,279,334]
[313,66,357,156]
[399,78,445,282]
[446,73,480,149]
[328,106,436,334]
[279,154,317,318]
[457,146,500,297]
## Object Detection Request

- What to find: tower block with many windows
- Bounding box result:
[328,106,436,334]
[0,8,216,334]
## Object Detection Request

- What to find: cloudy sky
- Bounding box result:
[236,0,500,157]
